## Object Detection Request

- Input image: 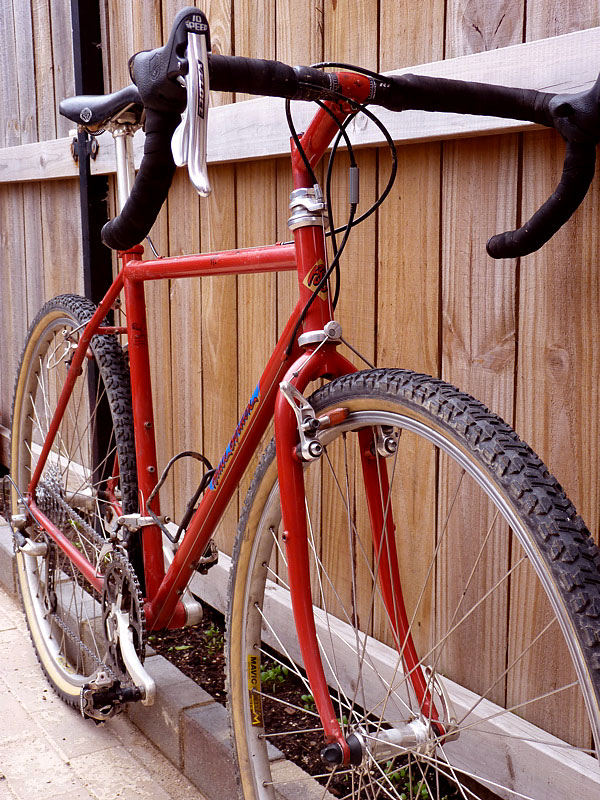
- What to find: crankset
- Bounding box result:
[97,553,156,713]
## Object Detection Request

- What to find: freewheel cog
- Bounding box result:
[101,553,145,681]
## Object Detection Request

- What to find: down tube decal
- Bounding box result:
[209,382,261,490]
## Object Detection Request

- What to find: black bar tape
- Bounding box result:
[209,54,298,98]
[378,74,555,127]
[209,54,333,100]
[486,142,596,258]
[101,109,181,250]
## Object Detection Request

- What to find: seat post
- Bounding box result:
[112,125,137,212]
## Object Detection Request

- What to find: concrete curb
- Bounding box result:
[0,520,236,800]
[0,520,326,799]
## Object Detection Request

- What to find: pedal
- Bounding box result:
[80,670,143,722]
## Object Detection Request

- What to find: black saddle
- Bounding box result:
[59,84,143,129]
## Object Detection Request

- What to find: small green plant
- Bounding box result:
[383,762,439,800]
[203,621,224,655]
[301,693,315,712]
[260,661,289,690]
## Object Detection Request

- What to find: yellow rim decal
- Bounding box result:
[247,654,263,727]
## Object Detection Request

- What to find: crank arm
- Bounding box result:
[113,604,156,705]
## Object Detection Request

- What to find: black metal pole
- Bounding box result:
[70,0,113,304]
[70,0,115,507]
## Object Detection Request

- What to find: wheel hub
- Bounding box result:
[321,718,440,769]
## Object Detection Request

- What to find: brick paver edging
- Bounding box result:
[0,521,320,800]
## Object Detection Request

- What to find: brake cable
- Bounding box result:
[284,67,398,349]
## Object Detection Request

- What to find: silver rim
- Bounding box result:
[234,406,600,800]
[14,312,121,694]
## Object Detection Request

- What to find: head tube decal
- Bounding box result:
[303,259,328,300]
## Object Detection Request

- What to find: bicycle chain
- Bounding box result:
[34,474,144,684]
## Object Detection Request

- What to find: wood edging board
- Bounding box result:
[0,25,598,184]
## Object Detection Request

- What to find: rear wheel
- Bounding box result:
[227,369,600,800]
[10,294,138,706]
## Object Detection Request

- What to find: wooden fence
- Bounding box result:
[1,0,599,755]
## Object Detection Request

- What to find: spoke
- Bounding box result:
[270,525,288,569]
[252,687,321,719]
[266,563,290,590]
[417,746,540,800]
[263,727,325,737]
[457,614,558,726]
[255,607,313,694]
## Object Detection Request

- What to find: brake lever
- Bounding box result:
[172,30,212,197]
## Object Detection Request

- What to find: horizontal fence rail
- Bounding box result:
[0,26,598,184]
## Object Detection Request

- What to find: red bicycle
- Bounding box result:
[9,8,600,799]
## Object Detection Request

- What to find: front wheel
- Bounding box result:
[227,369,600,800]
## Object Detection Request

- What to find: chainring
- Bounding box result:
[101,552,146,682]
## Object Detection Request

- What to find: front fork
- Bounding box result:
[274,356,442,766]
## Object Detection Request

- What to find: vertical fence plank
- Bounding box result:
[235,159,278,495]
[0,188,27,433]
[376,0,445,652]
[166,170,203,524]
[200,164,239,554]
[195,0,239,555]
[15,0,45,322]
[234,0,275,101]
[438,0,523,729]
[103,2,134,91]
[380,0,444,67]
[234,0,278,508]
[49,0,76,138]
[509,0,600,749]
[318,1,379,627]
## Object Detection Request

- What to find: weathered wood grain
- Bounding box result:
[437,0,522,739]
[3,27,600,184]
[507,0,600,749]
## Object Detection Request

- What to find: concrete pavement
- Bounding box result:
[0,517,315,800]
[0,581,210,800]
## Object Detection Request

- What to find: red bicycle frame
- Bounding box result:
[26,73,437,757]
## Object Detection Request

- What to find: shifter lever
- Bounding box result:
[172,29,212,197]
